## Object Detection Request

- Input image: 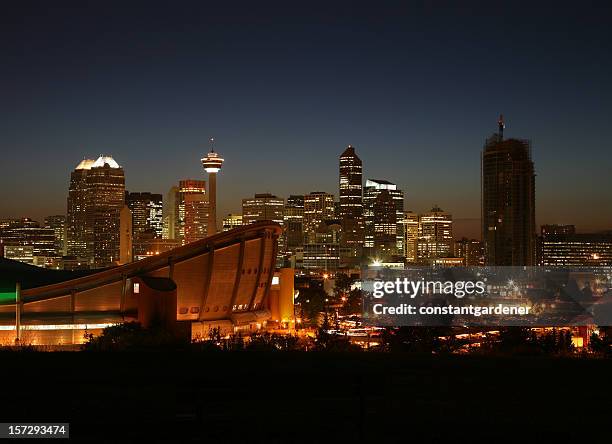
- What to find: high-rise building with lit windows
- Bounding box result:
[242,193,285,265]
[372,190,397,260]
[67,159,95,258]
[85,156,126,267]
[417,206,453,260]
[482,115,536,266]
[284,195,304,257]
[363,179,404,257]
[401,211,419,262]
[126,192,163,256]
[67,156,125,267]
[304,192,335,243]
[179,180,208,245]
[339,145,364,262]
[44,215,67,256]
[162,185,179,240]
[162,181,208,245]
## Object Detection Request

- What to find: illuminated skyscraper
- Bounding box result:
[66,159,95,258]
[401,211,419,263]
[304,192,335,243]
[372,190,397,260]
[339,145,364,262]
[162,185,179,240]
[163,181,208,245]
[126,192,163,238]
[44,215,67,256]
[179,180,208,245]
[242,193,285,266]
[417,206,453,261]
[363,179,404,257]
[482,116,536,266]
[126,192,163,256]
[85,156,126,267]
[201,138,224,236]
[284,195,304,257]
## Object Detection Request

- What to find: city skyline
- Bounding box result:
[1,2,611,235]
[1,124,610,241]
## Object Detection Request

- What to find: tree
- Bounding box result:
[82,322,185,351]
[589,328,611,357]
[297,284,328,325]
[341,288,363,316]
[333,273,354,300]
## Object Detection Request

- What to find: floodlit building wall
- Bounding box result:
[0,222,281,345]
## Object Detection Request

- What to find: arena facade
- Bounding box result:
[0,222,283,346]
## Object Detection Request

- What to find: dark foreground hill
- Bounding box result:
[0,351,609,442]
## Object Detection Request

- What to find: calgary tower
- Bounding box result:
[201,138,224,236]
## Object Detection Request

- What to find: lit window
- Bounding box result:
[133,283,140,294]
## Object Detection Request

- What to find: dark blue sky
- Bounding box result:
[1,1,611,237]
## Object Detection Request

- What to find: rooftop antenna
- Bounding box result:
[209,137,215,153]
[498,114,505,140]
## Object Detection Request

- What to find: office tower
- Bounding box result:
[126,192,163,256]
[539,227,612,266]
[165,181,208,245]
[372,190,397,260]
[304,192,335,243]
[201,139,224,236]
[482,115,536,266]
[284,195,304,257]
[242,194,285,225]
[183,187,208,245]
[119,205,133,264]
[339,145,364,260]
[401,211,419,263]
[44,215,67,256]
[417,206,453,261]
[66,159,95,258]
[162,186,179,240]
[170,180,208,245]
[222,214,243,231]
[302,220,342,272]
[242,193,285,266]
[85,156,126,267]
[0,218,56,266]
[126,192,163,238]
[363,179,404,257]
[454,238,484,266]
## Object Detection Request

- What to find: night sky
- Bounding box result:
[1,1,611,238]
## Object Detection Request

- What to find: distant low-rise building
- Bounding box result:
[539,227,612,266]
